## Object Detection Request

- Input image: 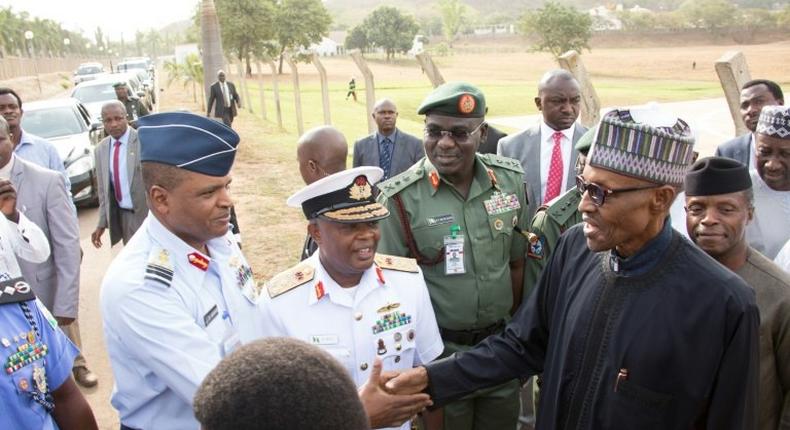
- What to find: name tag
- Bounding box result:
[310,334,339,346]
[203,305,219,327]
[426,214,454,227]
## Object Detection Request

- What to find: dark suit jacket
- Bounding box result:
[497,123,587,222]
[95,128,148,246]
[477,125,508,154]
[207,81,240,119]
[12,157,81,318]
[352,129,423,178]
[715,133,751,168]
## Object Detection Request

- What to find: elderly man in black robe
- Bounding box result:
[385,107,760,430]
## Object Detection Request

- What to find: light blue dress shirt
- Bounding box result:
[107,128,133,209]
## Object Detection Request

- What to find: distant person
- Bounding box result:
[476,124,507,154]
[498,70,588,221]
[715,79,784,170]
[353,99,423,180]
[685,156,790,429]
[207,70,241,127]
[114,82,149,128]
[692,61,696,70]
[0,87,70,191]
[91,101,148,248]
[745,105,790,259]
[347,76,357,101]
[296,125,348,260]
[194,338,370,430]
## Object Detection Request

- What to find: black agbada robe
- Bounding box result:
[427,222,759,430]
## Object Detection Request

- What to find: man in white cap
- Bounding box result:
[259,166,444,430]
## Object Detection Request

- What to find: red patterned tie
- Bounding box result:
[113,140,123,203]
[544,131,564,203]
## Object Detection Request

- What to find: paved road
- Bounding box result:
[489,97,734,157]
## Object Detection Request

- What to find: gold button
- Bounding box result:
[354,312,363,321]
[360,362,368,371]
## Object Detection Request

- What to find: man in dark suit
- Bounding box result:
[715,79,784,169]
[353,98,423,180]
[91,101,148,248]
[206,70,241,127]
[498,70,587,221]
[476,125,507,154]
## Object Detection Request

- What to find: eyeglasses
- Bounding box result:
[575,175,661,207]
[424,121,486,143]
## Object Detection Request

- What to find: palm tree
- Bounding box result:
[182,53,205,110]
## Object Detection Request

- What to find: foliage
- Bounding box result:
[351,6,420,61]
[345,25,370,52]
[215,0,277,72]
[0,7,92,57]
[679,0,736,34]
[439,0,466,47]
[519,2,592,58]
[731,8,776,43]
[417,15,443,37]
[272,0,332,73]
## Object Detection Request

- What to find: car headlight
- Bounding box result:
[65,156,93,178]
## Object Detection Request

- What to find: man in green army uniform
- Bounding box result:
[114,82,149,128]
[377,81,529,430]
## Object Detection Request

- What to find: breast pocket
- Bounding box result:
[375,323,417,371]
[607,378,674,429]
[12,365,48,420]
[322,347,354,379]
[412,224,447,261]
[487,209,516,261]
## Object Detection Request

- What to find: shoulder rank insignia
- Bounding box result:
[375,253,419,273]
[0,277,35,305]
[266,262,315,298]
[145,248,174,288]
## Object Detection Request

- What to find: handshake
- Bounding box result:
[359,358,436,429]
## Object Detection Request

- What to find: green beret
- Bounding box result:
[575,126,595,155]
[417,81,487,118]
[113,82,128,88]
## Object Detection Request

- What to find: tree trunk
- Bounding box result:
[192,81,197,102]
[278,48,285,74]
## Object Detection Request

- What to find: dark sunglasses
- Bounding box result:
[575,175,661,207]
[423,121,485,143]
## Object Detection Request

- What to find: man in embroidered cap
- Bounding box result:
[100,112,262,430]
[375,81,530,430]
[259,166,443,430]
[685,156,790,429]
[385,106,760,430]
[745,105,790,259]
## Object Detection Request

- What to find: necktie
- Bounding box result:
[380,137,394,179]
[113,140,123,203]
[544,131,564,203]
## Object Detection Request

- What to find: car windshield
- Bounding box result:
[76,66,102,75]
[117,62,147,72]
[22,106,84,139]
[72,83,116,103]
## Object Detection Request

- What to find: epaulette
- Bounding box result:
[377,164,424,197]
[374,253,419,273]
[478,153,524,174]
[545,189,582,226]
[266,262,315,298]
[145,247,174,288]
[0,278,36,305]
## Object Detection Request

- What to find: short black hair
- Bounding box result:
[0,88,22,109]
[141,161,188,192]
[742,79,784,102]
[194,338,370,430]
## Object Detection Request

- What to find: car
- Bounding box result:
[116,71,155,109]
[71,76,151,123]
[72,62,107,86]
[20,98,102,206]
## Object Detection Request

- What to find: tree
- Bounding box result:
[519,2,592,58]
[345,25,370,52]
[417,14,443,37]
[730,8,775,43]
[272,0,332,73]
[215,0,276,76]
[439,0,466,47]
[679,0,736,34]
[182,53,205,109]
[360,6,419,61]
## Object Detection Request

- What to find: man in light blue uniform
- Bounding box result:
[100,112,262,430]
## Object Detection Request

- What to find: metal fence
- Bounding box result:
[0,56,105,80]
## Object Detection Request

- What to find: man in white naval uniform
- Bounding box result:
[260,166,444,430]
[100,112,262,430]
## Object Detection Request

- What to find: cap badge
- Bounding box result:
[349,175,372,201]
[458,94,476,114]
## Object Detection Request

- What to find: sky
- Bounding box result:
[0,0,199,41]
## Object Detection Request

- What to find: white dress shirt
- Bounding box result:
[775,239,790,274]
[259,252,444,430]
[107,127,133,209]
[539,121,575,203]
[746,171,790,259]
[221,81,231,107]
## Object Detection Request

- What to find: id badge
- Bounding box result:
[444,235,466,275]
[220,327,242,357]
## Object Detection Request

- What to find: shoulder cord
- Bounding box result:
[18,302,55,413]
[392,195,445,266]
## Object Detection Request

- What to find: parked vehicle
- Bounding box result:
[72,62,106,85]
[71,76,152,123]
[21,98,102,206]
